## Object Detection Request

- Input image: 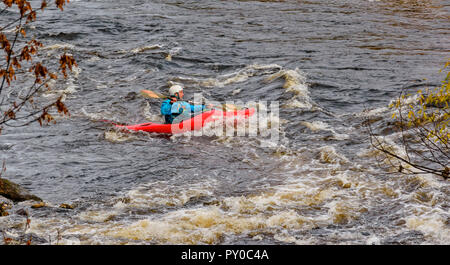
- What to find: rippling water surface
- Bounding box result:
[1,0,449,244]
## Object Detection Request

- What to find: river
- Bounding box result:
[0,0,449,244]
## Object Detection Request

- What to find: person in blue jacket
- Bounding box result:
[160,85,208,124]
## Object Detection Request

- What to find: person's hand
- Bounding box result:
[205,103,214,109]
[170,97,178,103]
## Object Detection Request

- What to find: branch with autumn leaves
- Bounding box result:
[366,59,449,180]
[1,0,76,245]
[0,0,76,134]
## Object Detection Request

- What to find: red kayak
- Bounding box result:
[115,108,255,134]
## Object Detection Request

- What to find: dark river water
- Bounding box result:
[1,0,449,244]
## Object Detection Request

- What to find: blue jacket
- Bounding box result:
[160,99,205,124]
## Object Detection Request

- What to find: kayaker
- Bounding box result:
[160,84,208,124]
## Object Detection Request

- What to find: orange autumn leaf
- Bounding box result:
[41,0,48,10]
[3,0,13,8]
[55,0,70,11]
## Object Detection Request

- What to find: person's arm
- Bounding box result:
[189,103,205,113]
[160,100,172,115]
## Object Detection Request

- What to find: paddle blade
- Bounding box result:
[140,89,167,99]
[221,103,241,111]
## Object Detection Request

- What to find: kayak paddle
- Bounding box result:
[140,89,241,111]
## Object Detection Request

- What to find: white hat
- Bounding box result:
[169,85,183,96]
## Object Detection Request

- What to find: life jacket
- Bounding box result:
[161,99,205,124]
